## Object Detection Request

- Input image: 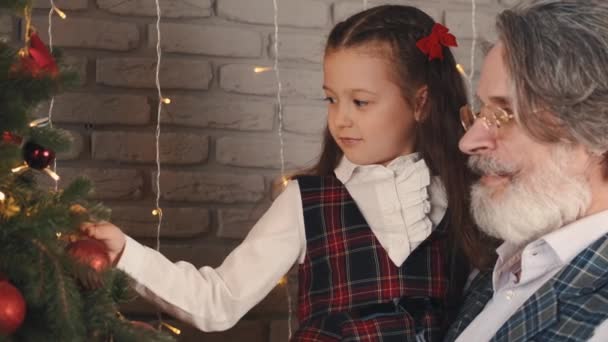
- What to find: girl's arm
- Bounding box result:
[89,181,305,332]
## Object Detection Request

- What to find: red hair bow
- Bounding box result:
[416,23,458,61]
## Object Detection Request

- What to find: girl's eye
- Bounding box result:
[354,99,369,107]
[323,96,336,104]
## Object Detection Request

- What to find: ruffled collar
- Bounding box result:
[334,153,424,184]
[333,154,443,266]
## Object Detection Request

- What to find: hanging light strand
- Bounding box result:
[272,0,286,179]
[272,0,293,338]
[468,0,478,105]
[153,0,165,253]
[153,0,166,329]
[47,0,58,190]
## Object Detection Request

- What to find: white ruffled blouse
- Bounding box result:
[116,153,448,331]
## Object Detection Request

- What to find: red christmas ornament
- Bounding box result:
[11,32,58,78]
[67,239,111,273]
[0,280,26,335]
[23,141,56,170]
[1,132,23,145]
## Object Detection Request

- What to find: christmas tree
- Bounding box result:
[0,2,174,341]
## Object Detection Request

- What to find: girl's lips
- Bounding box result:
[339,137,363,146]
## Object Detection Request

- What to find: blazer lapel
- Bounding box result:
[491,233,608,342]
[444,271,493,341]
[490,281,558,342]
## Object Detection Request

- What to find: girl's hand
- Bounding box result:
[80,221,126,265]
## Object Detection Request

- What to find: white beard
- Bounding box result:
[469,145,591,246]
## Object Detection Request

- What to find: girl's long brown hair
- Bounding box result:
[304,5,498,271]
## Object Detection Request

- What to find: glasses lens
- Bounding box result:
[460,105,475,130]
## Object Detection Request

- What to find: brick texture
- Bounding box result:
[47,93,150,125]
[161,95,274,131]
[92,131,209,164]
[217,0,329,28]
[158,171,266,204]
[97,58,213,89]
[32,17,139,51]
[97,0,212,18]
[150,23,262,58]
[216,136,321,169]
[220,64,323,98]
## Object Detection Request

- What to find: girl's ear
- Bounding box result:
[414,85,429,122]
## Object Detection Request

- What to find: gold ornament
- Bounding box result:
[0,196,20,219]
[69,204,88,215]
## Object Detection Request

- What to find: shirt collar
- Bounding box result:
[492,209,608,288]
[334,153,422,184]
[541,209,608,264]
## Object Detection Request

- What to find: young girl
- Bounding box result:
[84,5,481,341]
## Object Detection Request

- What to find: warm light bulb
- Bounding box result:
[162,98,171,104]
[152,208,162,216]
[53,6,67,19]
[254,66,272,73]
[44,168,60,181]
[11,164,28,173]
[0,191,5,201]
[278,276,288,286]
[456,64,466,75]
[160,322,181,335]
[281,176,289,187]
[29,117,50,127]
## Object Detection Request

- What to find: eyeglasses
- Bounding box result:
[460,104,515,132]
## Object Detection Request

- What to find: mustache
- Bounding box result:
[468,155,518,177]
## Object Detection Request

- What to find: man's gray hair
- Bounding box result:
[497,0,608,156]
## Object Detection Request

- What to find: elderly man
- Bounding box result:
[445,1,608,341]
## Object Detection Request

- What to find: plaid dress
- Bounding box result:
[291,176,457,342]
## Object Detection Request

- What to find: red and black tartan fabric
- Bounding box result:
[291,176,452,342]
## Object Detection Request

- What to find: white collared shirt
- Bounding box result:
[456,210,608,341]
[116,154,447,331]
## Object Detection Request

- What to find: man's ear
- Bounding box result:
[414,85,429,122]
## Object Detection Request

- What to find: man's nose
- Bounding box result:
[459,119,497,155]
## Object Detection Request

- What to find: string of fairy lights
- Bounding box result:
[457,0,478,106]
[151,0,181,336]
[47,0,63,190]
[269,0,293,336]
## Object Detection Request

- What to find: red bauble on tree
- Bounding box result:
[66,239,111,273]
[0,280,26,335]
[67,239,111,290]
[1,132,23,145]
[23,141,56,170]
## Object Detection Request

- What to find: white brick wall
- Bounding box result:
[24,0,505,340]
[96,0,212,17]
[96,58,213,89]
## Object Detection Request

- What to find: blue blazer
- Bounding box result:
[445,233,608,342]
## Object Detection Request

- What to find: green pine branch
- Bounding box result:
[0,0,31,11]
[0,10,175,342]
